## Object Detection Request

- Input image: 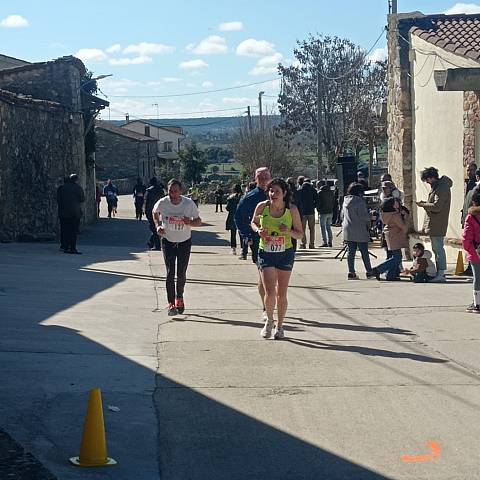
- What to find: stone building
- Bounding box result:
[122,119,185,161]
[95,120,158,189]
[388,11,480,260]
[0,56,108,242]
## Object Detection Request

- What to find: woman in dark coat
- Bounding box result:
[226,184,243,255]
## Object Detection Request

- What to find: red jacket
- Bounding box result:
[462,206,480,264]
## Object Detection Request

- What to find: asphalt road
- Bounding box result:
[1,195,479,479]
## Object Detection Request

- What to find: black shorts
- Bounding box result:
[257,248,295,272]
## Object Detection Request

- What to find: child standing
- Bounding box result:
[408,243,436,283]
[462,190,480,312]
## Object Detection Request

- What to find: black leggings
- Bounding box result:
[230,228,241,248]
[162,238,192,304]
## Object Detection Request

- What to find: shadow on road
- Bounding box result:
[0,216,392,480]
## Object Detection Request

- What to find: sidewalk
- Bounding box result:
[1,196,480,479]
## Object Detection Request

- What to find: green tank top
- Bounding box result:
[259,205,293,252]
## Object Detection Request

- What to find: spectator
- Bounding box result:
[407,243,436,283]
[297,177,318,248]
[370,197,408,281]
[461,168,480,276]
[144,177,165,250]
[316,181,334,247]
[342,182,373,280]
[357,172,369,191]
[214,185,224,213]
[226,184,243,255]
[379,181,403,203]
[57,174,85,254]
[416,166,453,283]
[466,163,478,195]
[95,185,101,218]
[462,189,480,312]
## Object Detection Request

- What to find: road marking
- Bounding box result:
[401,441,441,463]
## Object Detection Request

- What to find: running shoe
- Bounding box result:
[175,297,185,314]
[347,273,359,280]
[261,320,274,339]
[273,325,285,340]
[466,303,480,313]
[168,303,178,316]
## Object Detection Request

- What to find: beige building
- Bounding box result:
[388,12,480,262]
[122,119,185,161]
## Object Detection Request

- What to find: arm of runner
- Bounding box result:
[289,205,304,240]
[153,212,165,235]
[251,202,268,238]
[184,216,202,227]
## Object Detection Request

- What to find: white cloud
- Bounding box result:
[249,52,283,76]
[368,47,388,63]
[163,77,183,83]
[179,59,209,70]
[189,35,228,55]
[106,43,122,54]
[236,39,275,57]
[75,48,107,62]
[202,81,214,88]
[223,97,254,105]
[0,15,28,28]
[123,42,174,56]
[109,55,153,66]
[445,2,480,14]
[219,21,243,32]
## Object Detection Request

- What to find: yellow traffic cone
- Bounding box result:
[455,251,465,276]
[69,388,117,467]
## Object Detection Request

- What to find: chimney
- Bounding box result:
[126,113,130,123]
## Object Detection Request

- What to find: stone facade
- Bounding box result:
[463,90,480,166]
[0,56,106,242]
[0,90,85,241]
[95,122,158,192]
[387,13,424,215]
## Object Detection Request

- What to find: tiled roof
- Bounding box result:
[95,120,157,141]
[411,14,480,62]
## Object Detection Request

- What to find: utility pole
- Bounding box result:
[316,65,323,180]
[389,0,398,14]
[246,106,252,132]
[152,103,160,140]
[258,91,265,129]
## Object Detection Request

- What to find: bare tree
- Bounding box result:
[233,113,299,178]
[278,35,387,170]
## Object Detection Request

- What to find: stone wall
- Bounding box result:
[464,91,480,166]
[0,91,86,241]
[95,128,158,186]
[387,14,423,215]
[0,57,84,111]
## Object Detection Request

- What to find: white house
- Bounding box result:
[388,12,480,262]
[122,119,185,160]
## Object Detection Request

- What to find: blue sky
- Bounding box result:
[1,1,478,119]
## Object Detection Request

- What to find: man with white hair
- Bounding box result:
[235,167,272,316]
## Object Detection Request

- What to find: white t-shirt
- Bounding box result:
[152,195,199,243]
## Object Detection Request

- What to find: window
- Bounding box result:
[144,125,150,137]
[163,141,173,152]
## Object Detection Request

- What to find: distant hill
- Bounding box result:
[107,115,280,145]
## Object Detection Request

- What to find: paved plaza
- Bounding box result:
[1,196,479,479]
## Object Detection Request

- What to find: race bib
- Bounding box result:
[264,235,285,253]
[165,216,185,231]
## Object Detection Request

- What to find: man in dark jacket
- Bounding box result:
[316,182,335,247]
[234,167,271,318]
[144,177,165,250]
[57,174,85,254]
[133,177,147,221]
[417,166,453,283]
[297,178,318,248]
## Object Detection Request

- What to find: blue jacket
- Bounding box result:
[234,187,267,239]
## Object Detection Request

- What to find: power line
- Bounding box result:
[107,78,279,99]
[319,26,387,81]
